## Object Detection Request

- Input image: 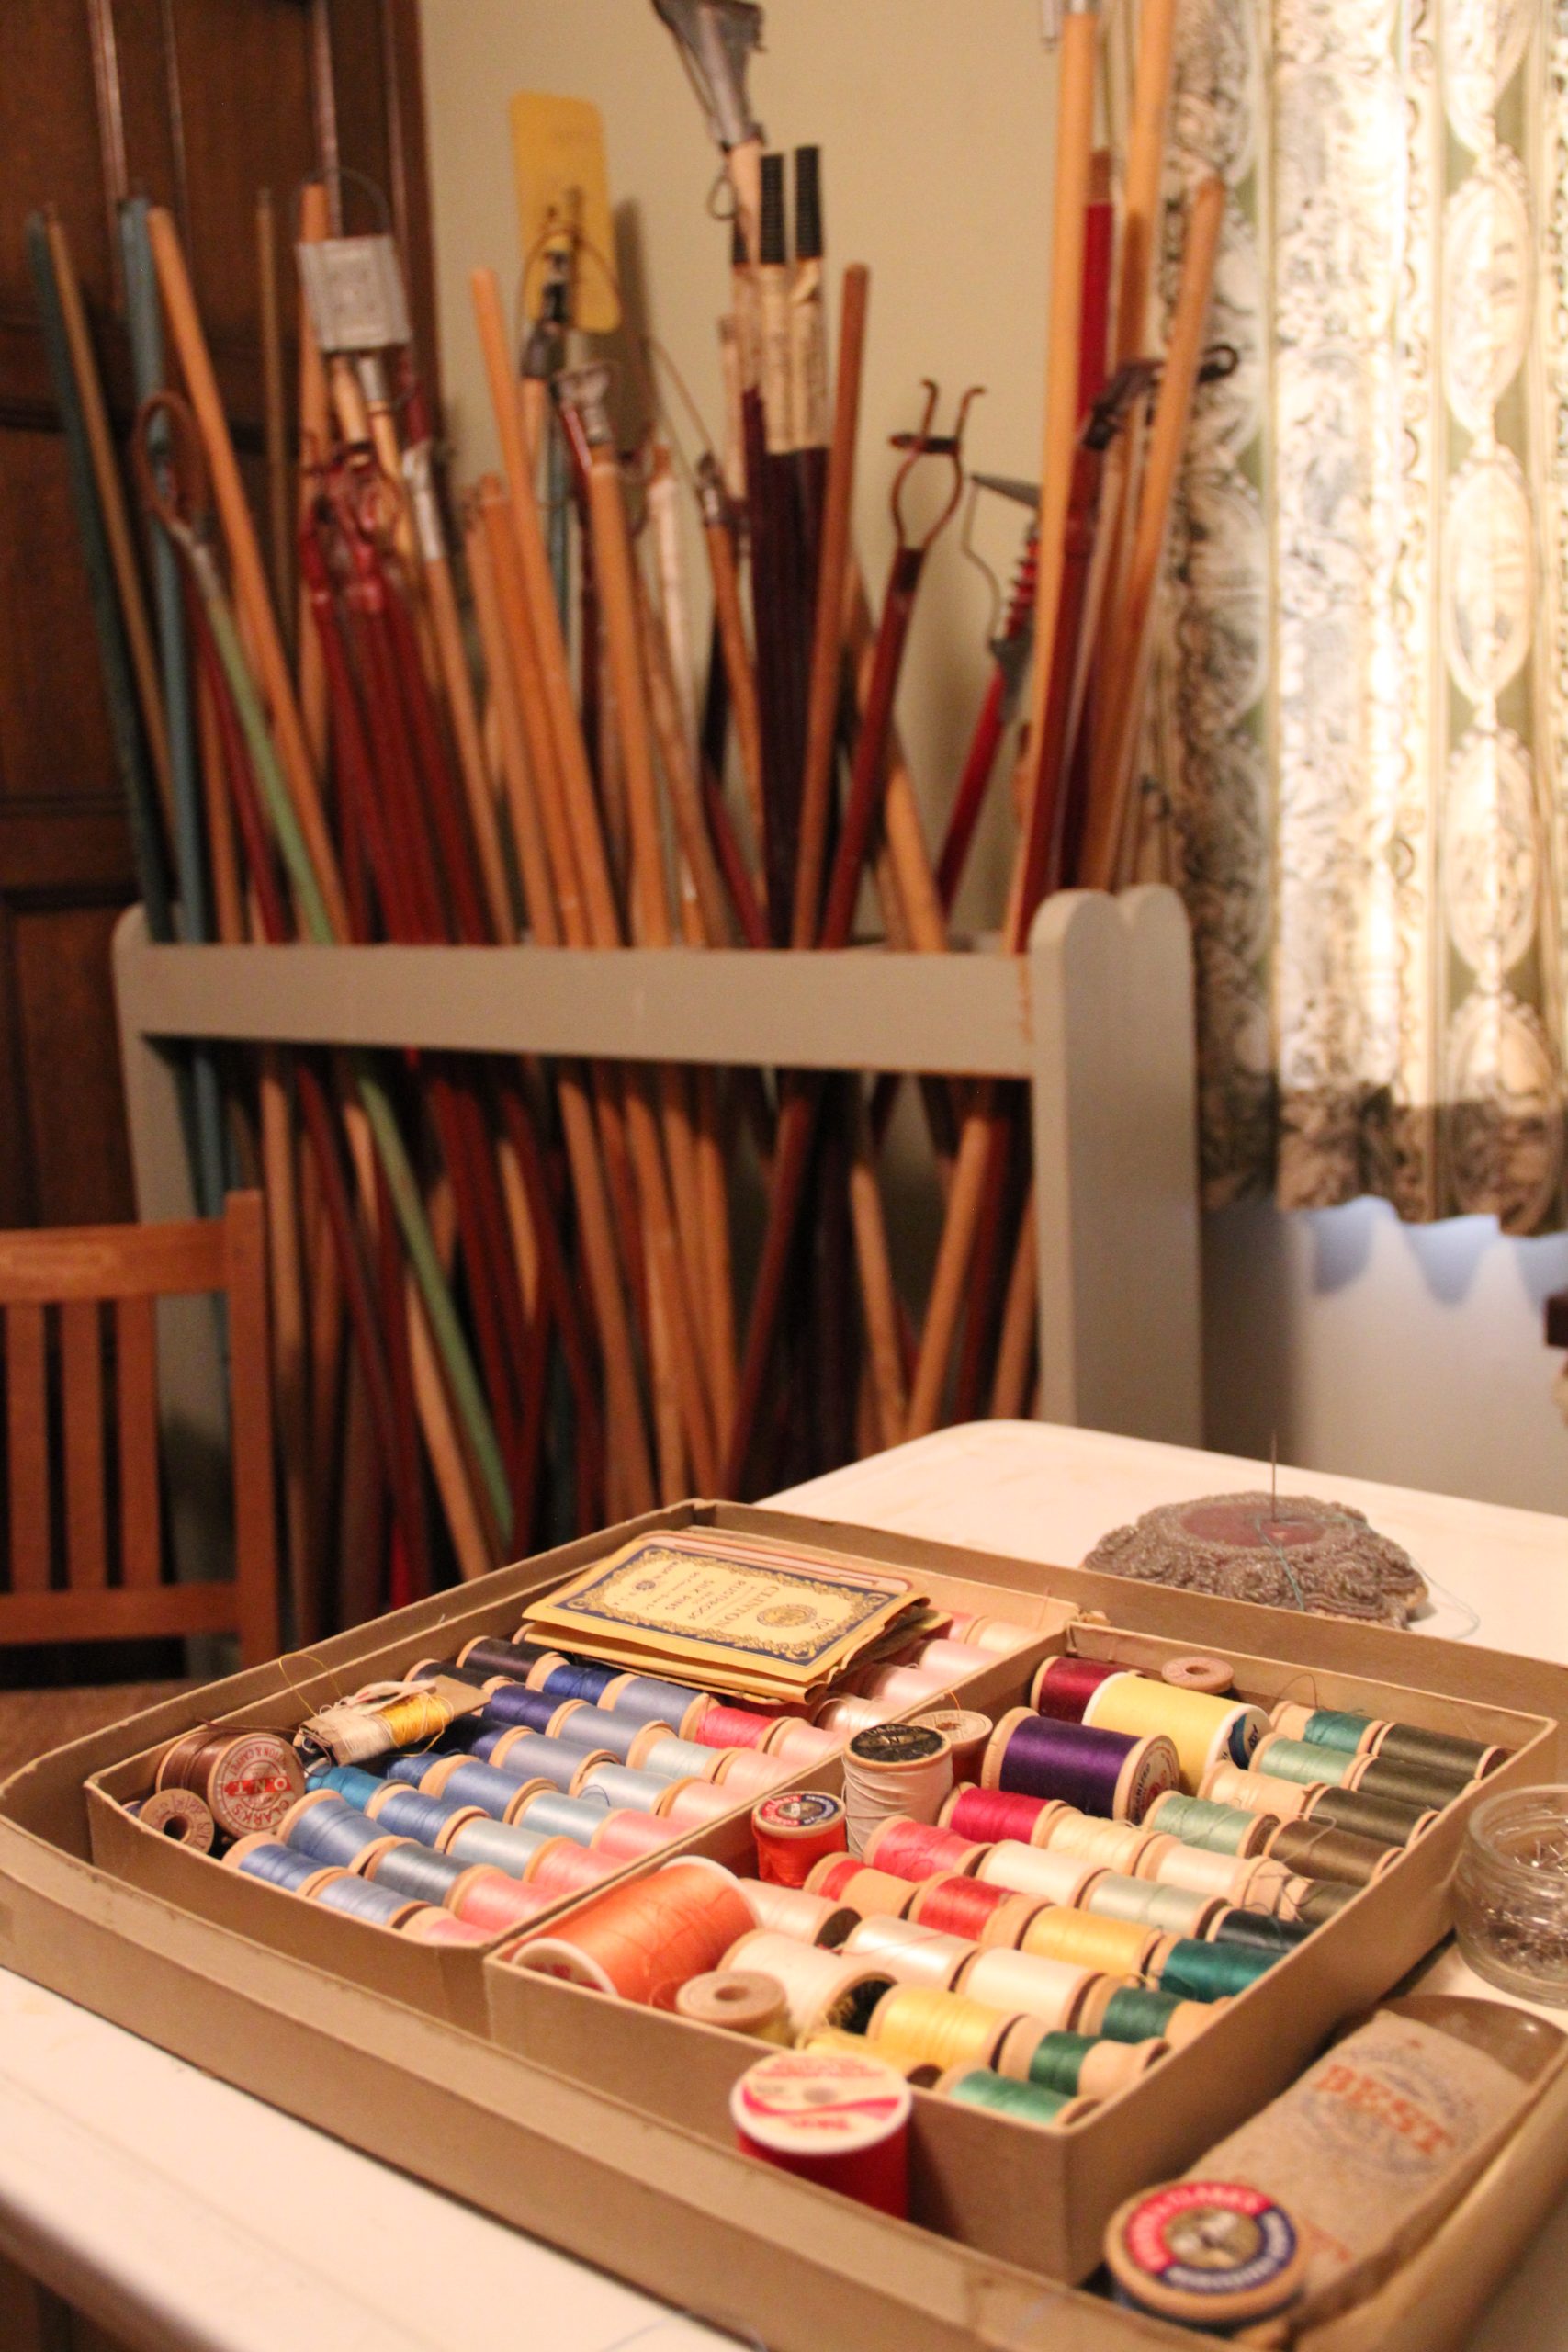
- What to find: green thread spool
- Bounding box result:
[1373,1721,1502,1781]
[1253,1736,1358,1789]
[1289,1879,1359,1928]
[1153,1937,1279,2002]
[1350,1754,1468,1815]
[1306,1785,1433,1848]
[1204,1907,1309,1955]
[1145,1793,1272,1857]
[1083,1872,1219,1939]
[1281,1706,1374,1756]
[1262,1816,1392,1886]
[1092,1984,1201,2045]
[1022,2029,1098,2093]
[938,2067,1079,2126]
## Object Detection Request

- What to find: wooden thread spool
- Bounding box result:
[741,1882,858,1946]
[1081,1676,1269,1795]
[975,1839,1101,1908]
[908,1638,994,1682]
[867,1984,1018,2075]
[592,1809,684,1862]
[1201,1763,1317,1821]
[1250,1733,1358,1790]
[710,1748,794,1802]
[637,1735,727,1783]
[661,1779,742,1830]
[723,1928,895,2036]
[1344,1750,1471,1815]
[763,1718,840,1770]
[1020,1906,1162,1978]
[935,2066,1090,2127]
[1262,1816,1397,1887]
[399,1906,492,1945]
[906,1873,1038,1949]
[446,1866,556,1934]
[156,1725,304,1840]
[1145,1792,1278,1857]
[676,1969,792,2042]
[853,1664,956,1711]
[862,1815,984,1883]
[525,1838,617,1897]
[940,1787,1066,1847]
[731,2049,911,2216]
[753,1790,849,1887]
[510,1860,755,2006]
[1138,1844,1293,1913]
[1303,1783,1436,1848]
[843,1914,975,1992]
[1161,1655,1234,1696]
[997,2019,1167,2098]
[813,1695,897,1740]
[913,1709,991,1782]
[805,1860,920,1921]
[946,1615,1036,1657]
[983,1708,1178,1824]
[957,1945,1099,2032]
[843,1721,953,1858]
[130,1787,216,1850]
[1077,1979,1217,2048]
[1083,1873,1223,1940]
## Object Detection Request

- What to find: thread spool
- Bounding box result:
[1020,1907,1160,1978]
[363,1838,466,1905]
[517,1648,569,1689]
[302,1687,458,1768]
[637,1735,725,1783]
[1346,1752,1470,1814]
[600,1672,713,1738]
[998,2022,1167,2098]
[1201,1763,1315,1821]
[1149,1937,1279,2002]
[660,1779,741,1830]
[762,1718,840,1770]
[314,1765,389,1810]
[852,1664,955,1710]
[1205,1907,1310,1955]
[1084,1874,1222,1940]
[1104,2181,1308,2333]
[384,1754,441,1789]
[1250,1733,1357,1790]
[446,1866,556,1934]
[511,1860,755,2005]
[956,1615,1037,1657]
[1303,1783,1435,1848]
[909,1638,993,1681]
[973,1842,1100,1909]
[1262,1816,1395,1887]
[843,1914,973,1991]
[913,1710,990,1781]
[957,1945,1098,2031]
[536,1659,622,1706]
[940,1786,1063,1848]
[156,1725,304,1839]
[310,1871,421,1928]
[420,1756,538,1823]
[550,1700,672,1766]
[1082,1678,1269,1794]
[1161,1655,1235,1696]
[1030,1657,1127,1721]
[280,1792,397,1871]
[936,2066,1088,2127]
[1269,1702,1503,1783]
[363,1782,483,1851]
[592,1809,683,1861]
[446,1815,548,1878]
[806,1860,919,1920]
[742,1883,857,1945]
[985,1710,1177,1824]
[868,1984,1016,2074]
[843,1721,953,1858]
[676,1969,792,2042]
[1145,1792,1277,1857]
[225,1835,328,1894]
[577,1763,670,1814]
[399,1907,492,1945]
[813,1694,896,1740]
[526,1838,616,1896]
[475,1730,589,1793]
[1043,1813,1161,1874]
[457,1634,551,1682]
[131,1787,216,1850]
[752,1790,849,1886]
[1280,1878,1359,1928]
[723,1931,894,2034]
[692,1704,779,1752]
[1138,1845,1290,1910]
[709,1747,793,1802]
[405,1656,493,1691]
[731,2050,911,2216]
[907,1873,1033,1947]
[1078,1981,1214,2049]
[476,1685,560,1736]
[862,1816,982,1884]
[516,1788,613,1846]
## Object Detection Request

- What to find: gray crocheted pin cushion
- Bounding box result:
[1079,1492,1428,1628]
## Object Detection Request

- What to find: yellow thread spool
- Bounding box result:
[866,1984,1017,2075]
[1020,1906,1161,1977]
[1082,1676,1269,1795]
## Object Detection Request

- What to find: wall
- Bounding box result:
[419,2,1568,1517]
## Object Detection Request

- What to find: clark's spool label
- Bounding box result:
[731,2048,912,2157]
[1106,2180,1305,2328]
[849,1722,948,1770]
[188,1733,303,1838]
[756,1790,845,1838]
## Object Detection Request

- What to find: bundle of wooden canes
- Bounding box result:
[32,0,1224,1636]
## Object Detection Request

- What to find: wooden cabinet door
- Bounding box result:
[0,0,435,1227]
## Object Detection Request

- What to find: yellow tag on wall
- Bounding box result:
[510,91,621,335]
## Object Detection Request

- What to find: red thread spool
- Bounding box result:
[862,1816,984,1883]
[1031,1657,1129,1721]
[908,1872,1025,1942]
[447,1867,557,1934]
[399,1906,492,1944]
[942,1786,1059,1847]
[694,1705,779,1752]
[731,2050,911,2216]
[526,1838,617,1895]
[753,1790,848,1886]
[513,1860,756,2006]
[807,1853,863,1902]
[592,1809,682,1861]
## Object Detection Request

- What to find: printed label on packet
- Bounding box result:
[1123,2181,1299,2300]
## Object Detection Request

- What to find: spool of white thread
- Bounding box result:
[842,1723,953,1860]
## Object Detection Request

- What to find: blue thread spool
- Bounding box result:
[310,1871,417,1927]
[233,1839,321,1892]
[478,1731,596,1793]
[538,1659,620,1706]
[638,1735,720,1782]
[516,1789,610,1846]
[285,1795,389,1868]
[457,1635,550,1683]
[604,1673,705,1731]
[365,1784,473,1847]
[405,1655,492,1690]
[384,1753,457,1790]
[479,1686,561,1736]
[423,1758,531,1822]
[365,1840,466,1904]
[314,1766,388,1808]
[447,1815,548,1878]
[550,1702,665,1764]
[577,1763,668,1813]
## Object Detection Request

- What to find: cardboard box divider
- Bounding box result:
[5,1501,1568,2349]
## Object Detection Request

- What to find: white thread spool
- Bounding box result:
[842,1723,953,1860]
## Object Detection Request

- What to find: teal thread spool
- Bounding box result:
[1093,1985,1201,2045]
[315,1765,388,1808]
[1280,1707,1373,1757]
[1152,1938,1279,2002]
[446,1815,548,1878]
[938,2068,1081,2126]
[1144,1794,1272,1857]
[1083,1873,1219,1939]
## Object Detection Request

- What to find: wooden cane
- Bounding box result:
[989,1194,1039,1419]
[793,264,870,948]
[698,458,767,888]
[148,207,348,938]
[1112,0,1179,373]
[634,569,735,946]
[256,188,292,630]
[846,1083,907,1448]
[1078,175,1224,890]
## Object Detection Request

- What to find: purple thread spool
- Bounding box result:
[458,1635,552,1683]
[982,1707,1179,1824]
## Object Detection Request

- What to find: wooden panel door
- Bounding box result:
[0,0,436,1227]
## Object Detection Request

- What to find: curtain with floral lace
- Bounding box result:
[1147,0,1568,1234]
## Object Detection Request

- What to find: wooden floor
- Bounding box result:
[0,1682,191,1781]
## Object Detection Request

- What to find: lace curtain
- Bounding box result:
[1150,0,1568,1234]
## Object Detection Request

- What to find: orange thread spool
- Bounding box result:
[400,1905,492,1944]
[753,1790,848,1886]
[447,1867,557,1934]
[908,1873,1034,1946]
[526,1838,617,1896]
[694,1705,780,1751]
[511,1860,756,2006]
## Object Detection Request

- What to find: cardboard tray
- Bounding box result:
[5,1501,1568,2348]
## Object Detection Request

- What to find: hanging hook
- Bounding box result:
[888,380,985,554]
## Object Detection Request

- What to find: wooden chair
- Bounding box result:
[0,1192,276,1668]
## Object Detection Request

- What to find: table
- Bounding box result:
[3,1421,1566,2352]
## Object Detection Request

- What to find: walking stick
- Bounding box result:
[296,182,332,771]
[697,457,766,888]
